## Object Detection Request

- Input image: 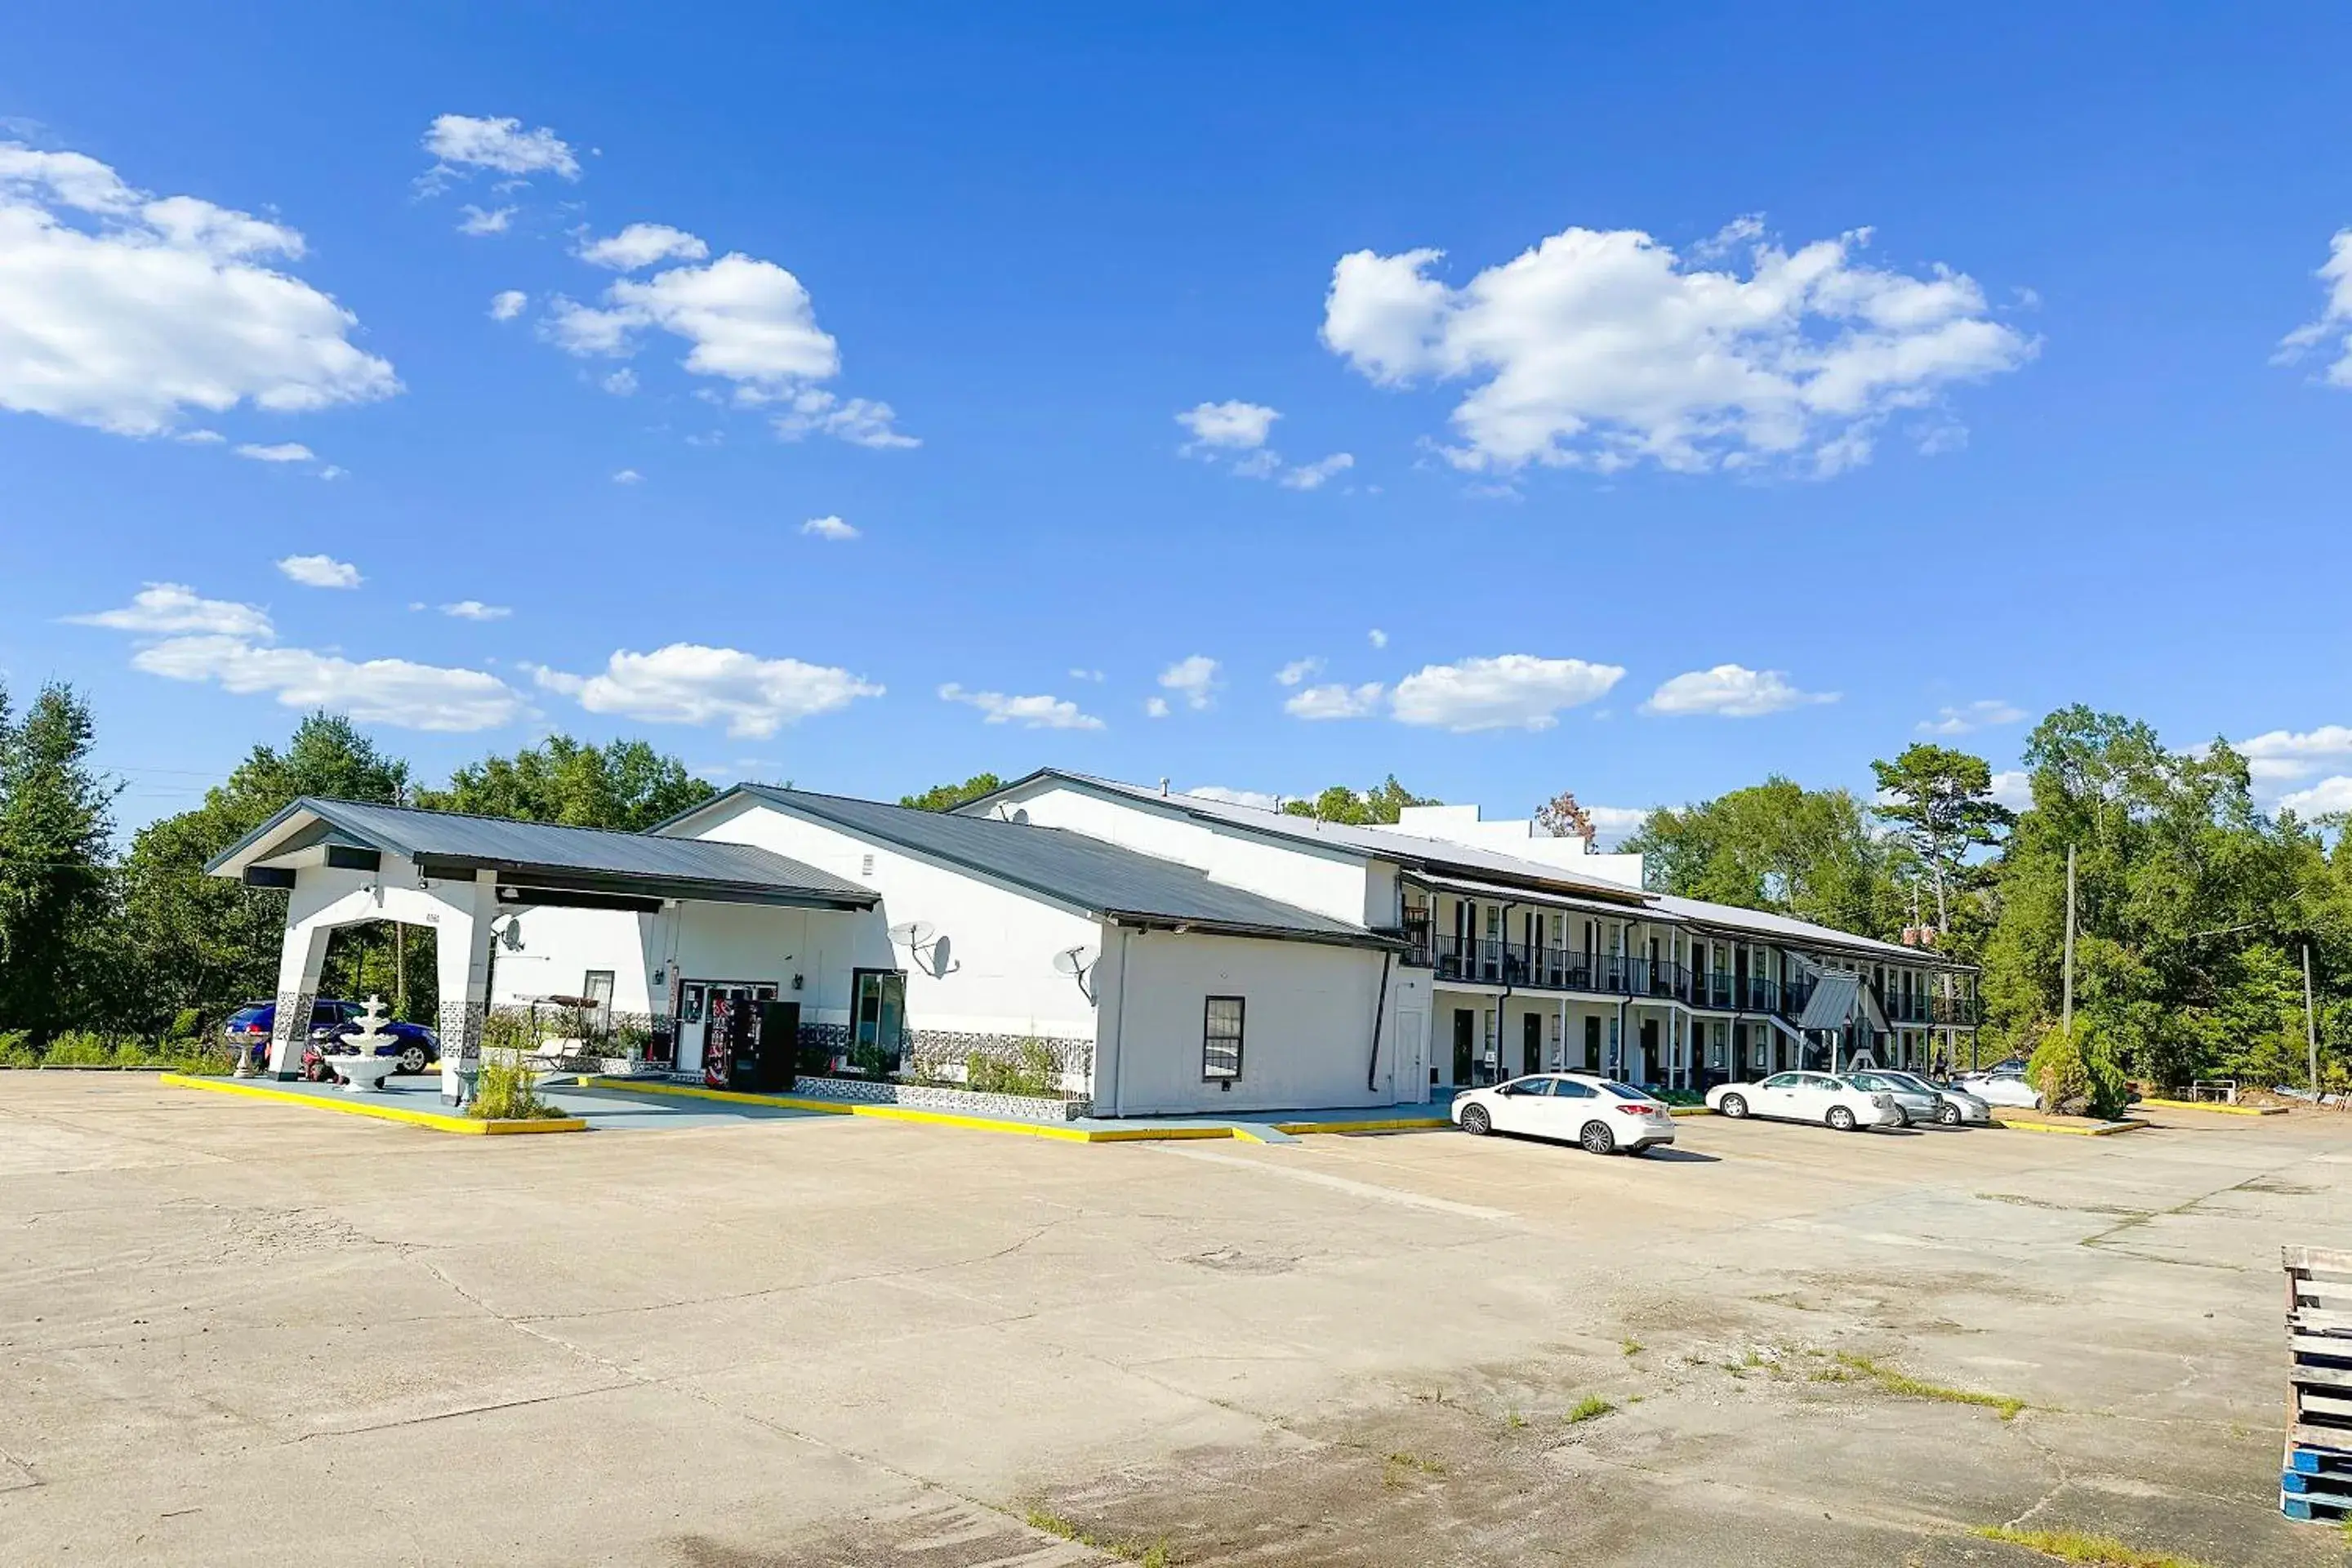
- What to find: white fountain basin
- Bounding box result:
[331,1053,401,1092]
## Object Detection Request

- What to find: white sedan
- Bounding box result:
[1451,1072,1677,1155]
[1955,1068,2041,1109]
[1706,1071,1904,1132]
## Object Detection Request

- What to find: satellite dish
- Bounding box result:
[1052,946,1098,978]
[889,920,938,947]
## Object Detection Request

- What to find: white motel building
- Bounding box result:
[212,768,1980,1116]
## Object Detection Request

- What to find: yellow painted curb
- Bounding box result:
[1272,1116,1453,1134]
[1667,1105,1716,1118]
[160,1073,586,1135]
[575,1078,1449,1143]
[2133,1097,2286,1116]
[1992,1114,2144,1137]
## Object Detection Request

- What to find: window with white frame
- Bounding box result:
[1202,996,1245,1081]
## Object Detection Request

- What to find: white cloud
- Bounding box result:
[1368,628,1388,648]
[772,389,918,448]
[0,143,400,437]
[1286,681,1387,721]
[1186,786,1282,811]
[236,441,315,464]
[441,600,510,621]
[1390,654,1624,732]
[132,635,519,731]
[457,204,514,236]
[800,514,858,541]
[65,582,271,638]
[1645,664,1838,717]
[1280,452,1355,490]
[489,289,527,322]
[600,368,638,396]
[938,683,1104,731]
[1275,657,1323,687]
[577,223,709,270]
[2234,725,2352,785]
[611,468,641,484]
[1918,698,2025,736]
[534,644,883,737]
[275,553,360,589]
[1144,696,1171,719]
[317,464,345,482]
[420,114,580,183]
[2277,229,2352,387]
[1175,400,1348,488]
[1989,769,2033,811]
[2282,776,2352,817]
[1177,399,1278,451]
[1584,804,1651,847]
[1068,668,1104,683]
[1157,655,1219,711]
[1321,219,2034,475]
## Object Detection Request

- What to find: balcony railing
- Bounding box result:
[1417,938,1824,1019]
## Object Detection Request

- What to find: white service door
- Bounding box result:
[1395,1009,1427,1103]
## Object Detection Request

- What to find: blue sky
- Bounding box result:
[6,4,2351,838]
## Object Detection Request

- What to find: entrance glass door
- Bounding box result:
[1452,1009,1474,1086]
[851,969,906,1076]
[1522,1013,1543,1076]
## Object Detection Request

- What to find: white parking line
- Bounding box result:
[1149,1144,1514,1221]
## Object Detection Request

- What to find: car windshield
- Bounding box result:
[1598,1081,1651,1101]
[1882,1071,1936,1093]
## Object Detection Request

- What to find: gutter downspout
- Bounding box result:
[1364,948,1393,1095]
[1494,900,1514,1083]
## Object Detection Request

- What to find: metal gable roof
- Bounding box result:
[1797,971,1864,1031]
[733,786,1398,949]
[973,770,1650,905]
[207,797,875,906]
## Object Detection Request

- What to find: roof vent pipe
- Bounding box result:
[1159,777,1169,796]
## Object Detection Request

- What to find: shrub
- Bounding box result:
[479,1009,534,1058]
[112,1038,160,1067]
[469,1056,562,1120]
[0,1031,38,1068]
[167,1007,204,1043]
[967,1039,1062,1098]
[42,1031,114,1067]
[2029,1020,2127,1120]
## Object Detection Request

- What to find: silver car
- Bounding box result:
[1842,1071,1941,1126]
[1860,1069,1992,1125]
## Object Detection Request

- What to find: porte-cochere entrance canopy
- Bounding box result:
[207,798,875,1100]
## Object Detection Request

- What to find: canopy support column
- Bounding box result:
[437,871,498,1105]
[265,923,334,1079]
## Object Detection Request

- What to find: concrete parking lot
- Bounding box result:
[2,1075,2345,1566]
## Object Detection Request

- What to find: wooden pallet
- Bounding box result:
[2286,1441,2352,1478]
[2282,1482,2352,1524]
[2285,1248,2352,1519]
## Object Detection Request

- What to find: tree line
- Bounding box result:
[5,683,2345,1096]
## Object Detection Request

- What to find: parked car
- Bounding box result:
[222,1000,440,1076]
[1705,1071,1904,1132]
[1955,1066,2042,1109]
[1452,1072,1678,1156]
[1858,1069,1993,1125]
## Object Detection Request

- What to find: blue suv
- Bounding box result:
[223,1000,440,1077]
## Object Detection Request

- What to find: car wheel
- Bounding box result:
[1827,1105,1858,1133]
[1719,1094,1748,1119]
[1460,1103,1491,1137]
[398,1045,427,1075]
[1579,1120,1615,1156]
[1937,1102,1962,1126]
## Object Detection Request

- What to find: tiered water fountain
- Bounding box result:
[329,996,403,1092]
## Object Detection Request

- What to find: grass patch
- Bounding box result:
[1503,1409,1526,1430]
[1024,1506,1172,1566]
[1620,1339,1644,1356]
[1563,1394,1616,1425]
[468,1056,564,1120]
[1836,1352,2025,1420]
[1970,1524,2211,1567]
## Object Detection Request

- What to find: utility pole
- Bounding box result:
[2305,942,2321,1095]
[2060,843,2077,1038]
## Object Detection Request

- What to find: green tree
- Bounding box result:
[1869,743,2013,935]
[116,713,412,1031]
[1624,777,1901,937]
[0,684,121,1037]
[901,773,1005,812]
[1281,775,1439,825]
[1534,788,1597,840]
[1980,706,2352,1086]
[418,734,715,831]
